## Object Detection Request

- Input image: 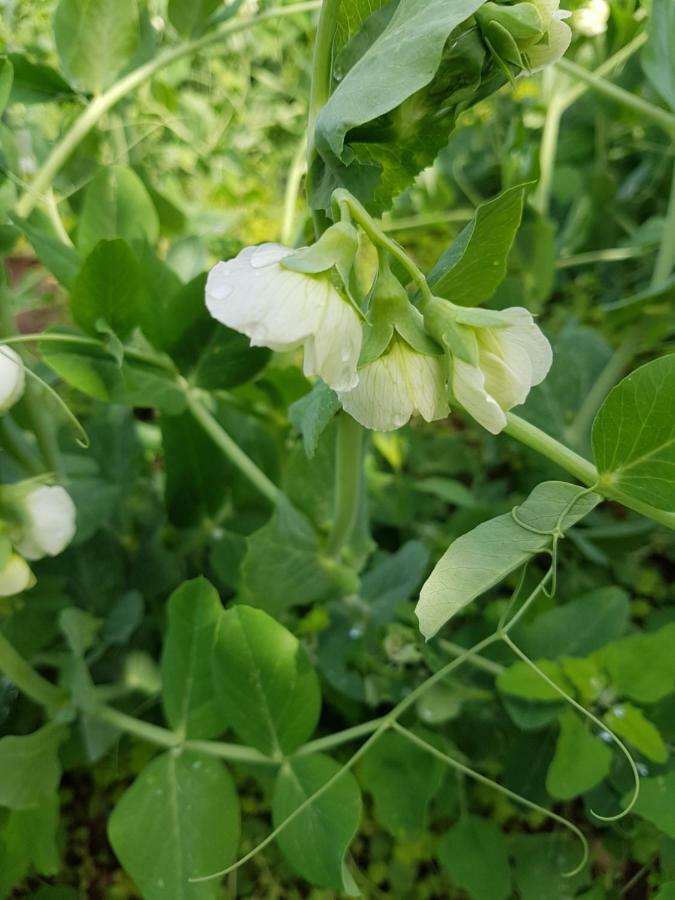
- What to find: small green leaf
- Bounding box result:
[595,623,675,704]
[498,659,571,702]
[655,883,675,900]
[78,166,159,256]
[54,0,140,94]
[512,834,589,900]
[272,753,362,893]
[0,797,60,896]
[642,0,675,112]
[592,355,675,512]
[288,381,341,459]
[428,185,526,307]
[211,604,321,756]
[359,730,444,839]
[628,771,675,839]
[161,578,229,740]
[70,239,143,340]
[416,482,600,639]
[10,211,81,287]
[59,607,101,656]
[604,704,669,764]
[7,52,75,104]
[0,725,65,809]
[167,0,220,36]
[242,498,358,615]
[437,815,511,900]
[108,751,240,899]
[546,712,612,800]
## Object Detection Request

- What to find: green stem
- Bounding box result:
[295,717,387,757]
[560,31,647,109]
[533,73,563,217]
[184,390,281,506]
[439,639,505,676]
[281,133,308,245]
[325,412,364,558]
[2,332,176,373]
[652,161,675,287]
[15,1,322,219]
[504,413,675,530]
[556,58,675,136]
[0,630,68,709]
[333,189,434,303]
[556,247,653,268]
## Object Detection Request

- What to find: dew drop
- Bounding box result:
[209,282,233,302]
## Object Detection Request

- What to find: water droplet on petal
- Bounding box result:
[340,346,350,362]
[209,282,233,302]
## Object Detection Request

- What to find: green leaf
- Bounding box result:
[70,239,143,340]
[0,797,60,896]
[10,211,81,287]
[359,730,444,839]
[437,815,511,900]
[0,58,13,117]
[428,185,526,306]
[604,703,669,764]
[167,0,220,36]
[517,586,630,660]
[59,606,101,656]
[312,0,491,213]
[512,834,589,900]
[655,883,675,900]
[161,578,228,741]
[416,482,600,639]
[108,750,240,899]
[272,753,362,893]
[241,498,358,615]
[498,659,571,702]
[288,381,340,459]
[0,725,65,809]
[53,0,140,94]
[595,623,675,704]
[592,355,675,512]
[211,604,321,756]
[78,166,159,256]
[628,771,675,839]
[642,0,675,112]
[335,0,392,52]
[41,334,186,414]
[545,712,612,800]
[7,53,75,104]
[161,410,229,528]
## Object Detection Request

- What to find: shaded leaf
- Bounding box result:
[545,712,612,800]
[78,165,159,256]
[438,815,511,900]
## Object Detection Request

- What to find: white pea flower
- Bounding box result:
[573,0,609,37]
[0,346,26,413]
[527,0,573,69]
[340,338,449,432]
[205,243,362,393]
[0,553,35,597]
[450,307,552,435]
[16,485,77,560]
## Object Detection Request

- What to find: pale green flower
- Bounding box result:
[449,307,552,434]
[573,0,610,37]
[340,337,449,432]
[0,553,34,597]
[206,242,362,393]
[527,0,573,69]
[0,346,25,413]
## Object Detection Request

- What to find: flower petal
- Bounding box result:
[0,346,25,412]
[452,358,507,434]
[340,344,415,431]
[0,554,33,597]
[499,319,553,386]
[400,345,449,423]
[527,14,572,69]
[304,289,362,392]
[16,486,77,560]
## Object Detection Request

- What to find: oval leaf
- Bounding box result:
[592,355,675,512]
[108,750,240,899]
[211,605,321,756]
[272,753,362,893]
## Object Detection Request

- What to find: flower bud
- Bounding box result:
[0,553,35,597]
[477,0,572,71]
[0,346,26,413]
[15,485,77,561]
[572,0,609,37]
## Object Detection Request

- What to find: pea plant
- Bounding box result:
[1,0,674,896]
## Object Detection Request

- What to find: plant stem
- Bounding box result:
[560,31,647,108]
[556,247,653,268]
[556,58,675,136]
[0,630,68,709]
[439,639,505,676]
[295,717,387,756]
[504,412,675,530]
[325,413,364,558]
[308,0,341,138]
[533,71,563,217]
[184,390,281,506]
[281,133,308,245]
[2,332,176,373]
[15,1,322,219]
[652,161,675,287]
